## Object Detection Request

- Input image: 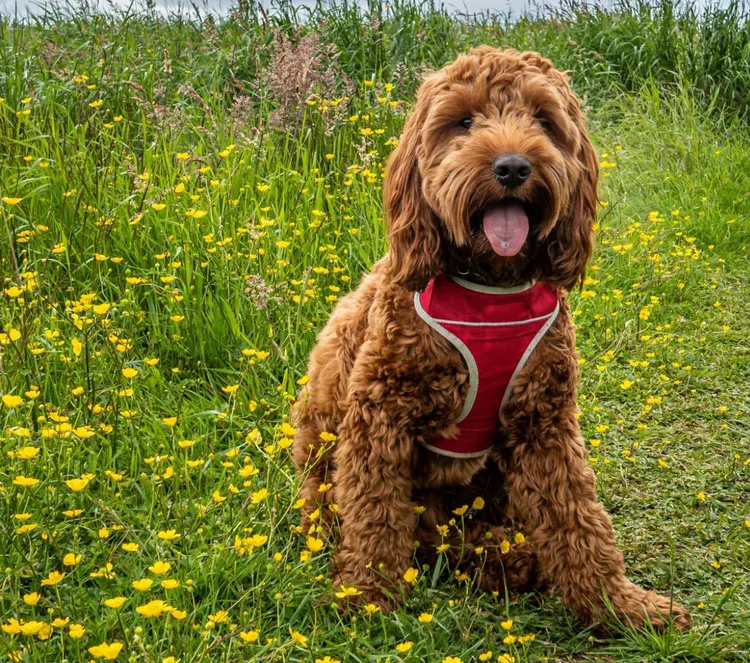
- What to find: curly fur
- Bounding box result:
[292,47,690,631]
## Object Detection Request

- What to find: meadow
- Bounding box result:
[0,0,749,661]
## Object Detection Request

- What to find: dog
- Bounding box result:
[292,47,690,631]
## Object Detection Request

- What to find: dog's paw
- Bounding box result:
[612,589,691,632]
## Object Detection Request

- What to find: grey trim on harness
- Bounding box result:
[448,275,536,294]
[421,441,492,459]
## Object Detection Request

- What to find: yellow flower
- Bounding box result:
[620,379,634,390]
[41,571,65,586]
[93,303,110,315]
[442,657,462,663]
[3,394,24,408]
[306,537,324,552]
[162,417,177,427]
[136,599,170,617]
[103,597,127,609]
[132,578,154,591]
[68,623,86,638]
[5,286,23,297]
[65,477,90,492]
[2,197,22,205]
[500,618,513,630]
[403,567,419,583]
[157,529,180,541]
[170,609,187,620]
[122,542,140,552]
[290,629,308,647]
[121,367,138,378]
[280,422,297,436]
[364,603,380,615]
[208,610,229,624]
[23,592,40,606]
[149,561,171,575]
[88,641,123,660]
[514,533,525,545]
[418,612,433,624]
[395,641,413,652]
[472,497,485,510]
[63,553,82,566]
[151,203,166,211]
[88,99,104,108]
[161,579,180,589]
[239,630,259,643]
[251,488,269,504]
[500,540,511,554]
[13,475,39,487]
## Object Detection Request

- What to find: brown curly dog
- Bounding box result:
[293,47,690,631]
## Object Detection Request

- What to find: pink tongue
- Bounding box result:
[482,203,529,256]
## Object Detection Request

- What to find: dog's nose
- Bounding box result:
[492,154,532,188]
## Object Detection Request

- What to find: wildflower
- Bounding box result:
[306,537,324,552]
[136,600,170,617]
[88,642,124,660]
[69,623,86,638]
[500,618,513,630]
[395,641,413,652]
[239,630,259,643]
[23,592,40,606]
[63,553,82,566]
[65,477,90,492]
[403,567,419,583]
[157,529,180,541]
[418,612,434,624]
[442,657,462,663]
[132,579,153,591]
[103,597,127,608]
[41,571,65,586]
[251,488,269,503]
[3,394,24,408]
[149,561,171,575]
[13,475,39,487]
[290,630,308,647]
[2,197,22,205]
[121,367,138,378]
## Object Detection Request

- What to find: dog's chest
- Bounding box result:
[414,448,489,489]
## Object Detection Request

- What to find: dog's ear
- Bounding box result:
[384,82,443,292]
[540,115,598,291]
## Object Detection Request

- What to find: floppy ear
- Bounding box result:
[383,82,443,292]
[540,114,598,291]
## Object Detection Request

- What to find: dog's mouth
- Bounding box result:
[470,199,535,257]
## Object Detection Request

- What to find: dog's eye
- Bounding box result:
[458,117,472,129]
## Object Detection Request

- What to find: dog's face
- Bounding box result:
[385,48,598,291]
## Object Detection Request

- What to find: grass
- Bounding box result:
[0,0,749,661]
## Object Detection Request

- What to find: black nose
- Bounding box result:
[493,154,532,188]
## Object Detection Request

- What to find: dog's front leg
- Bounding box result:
[331,397,417,610]
[501,321,690,631]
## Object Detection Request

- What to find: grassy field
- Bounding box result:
[1,1,749,661]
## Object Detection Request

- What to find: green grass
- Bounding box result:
[1,1,749,661]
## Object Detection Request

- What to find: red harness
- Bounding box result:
[414,274,559,458]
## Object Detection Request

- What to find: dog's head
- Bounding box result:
[384,47,598,291]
